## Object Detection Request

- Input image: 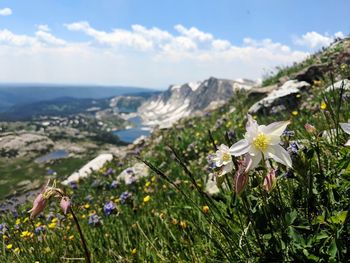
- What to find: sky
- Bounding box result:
[0,0,349,88]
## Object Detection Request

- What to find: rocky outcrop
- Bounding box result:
[139,77,255,128]
[61,154,113,185]
[293,64,329,83]
[116,162,149,185]
[0,133,54,157]
[325,79,350,92]
[248,80,310,114]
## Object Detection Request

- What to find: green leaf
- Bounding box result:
[285,210,298,226]
[327,239,337,258]
[328,211,348,224]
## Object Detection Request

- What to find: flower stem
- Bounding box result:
[70,207,91,263]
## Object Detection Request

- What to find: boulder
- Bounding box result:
[325,79,350,92]
[248,80,310,115]
[116,162,149,185]
[61,154,113,185]
[293,64,329,84]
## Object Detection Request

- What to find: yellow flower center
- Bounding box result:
[253,133,270,151]
[222,152,231,162]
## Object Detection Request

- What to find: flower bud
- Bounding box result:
[29,193,47,219]
[60,196,71,215]
[304,123,316,134]
[263,169,277,193]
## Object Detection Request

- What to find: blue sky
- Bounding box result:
[0,0,349,88]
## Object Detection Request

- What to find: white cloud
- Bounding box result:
[0,23,317,87]
[294,31,345,49]
[37,24,51,32]
[0,8,12,16]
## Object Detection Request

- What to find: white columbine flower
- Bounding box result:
[229,115,292,169]
[340,122,350,146]
[213,144,234,174]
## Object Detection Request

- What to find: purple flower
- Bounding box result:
[70,182,78,190]
[47,169,56,175]
[88,214,102,227]
[110,180,118,189]
[104,168,114,176]
[103,201,116,215]
[0,223,7,234]
[35,226,46,234]
[206,154,216,171]
[120,191,131,204]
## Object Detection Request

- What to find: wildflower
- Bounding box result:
[171,218,178,225]
[70,181,78,190]
[60,197,71,215]
[229,115,292,169]
[288,142,300,156]
[234,154,251,195]
[291,111,298,116]
[145,181,151,188]
[263,169,277,193]
[84,204,90,209]
[202,205,209,214]
[88,214,102,227]
[104,168,114,176]
[180,221,187,229]
[305,123,316,134]
[120,191,131,204]
[110,180,118,189]
[340,122,350,146]
[320,101,327,110]
[20,231,33,238]
[6,244,13,249]
[143,195,151,203]
[213,144,234,174]
[103,201,116,215]
[29,193,47,219]
[34,226,46,234]
[48,222,56,229]
[131,248,137,255]
[14,247,20,253]
[68,235,75,241]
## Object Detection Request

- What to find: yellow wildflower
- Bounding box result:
[143,195,151,203]
[15,219,21,225]
[320,101,327,110]
[171,218,178,225]
[48,222,56,229]
[81,214,86,219]
[35,222,42,227]
[145,181,151,187]
[84,204,90,209]
[20,231,32,238]
[6,244,13,249]
[68,235,75,241]
[291,111,298,116]
[51,218,58,223]
[131,248,137,255]
[3,235,8,240]
[202,205,209,214]
[151,176,156,182]
[14,247,20,253]
[180,221,187,229]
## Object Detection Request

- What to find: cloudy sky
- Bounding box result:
[0,0,349,88]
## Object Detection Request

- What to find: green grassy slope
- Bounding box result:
[0,39,349,262]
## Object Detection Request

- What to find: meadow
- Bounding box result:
[0,47,349,262]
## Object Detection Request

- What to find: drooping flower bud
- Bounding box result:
[304,123,316,134]
[263,169,277,193]
[29,193,47,219]
[234,154,251,195]
[60,196,71,215]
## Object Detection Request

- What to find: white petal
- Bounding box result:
[267,145,292,168]
[246,115,259,137]
[340,123,350,134]
[260,121,291,137]
[218,144,230,151]
[269,135,282,145]
[345,139,350,146]
[229,139,250,156]
[223,161,234,173]
[249,151,262,170]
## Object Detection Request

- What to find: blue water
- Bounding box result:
[35,150,69,164]
[113,116,151,143]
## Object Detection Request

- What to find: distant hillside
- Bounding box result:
[0,92,158,121]
[0,84,157,112]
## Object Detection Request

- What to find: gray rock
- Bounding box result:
[248,80,310,114]
[325,79,350,92]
